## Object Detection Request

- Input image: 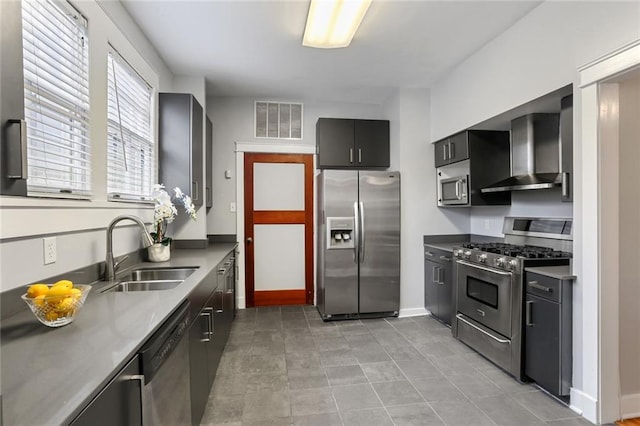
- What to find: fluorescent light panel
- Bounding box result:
[303,0,372,48]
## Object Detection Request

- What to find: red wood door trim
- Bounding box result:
[244,153,314,307]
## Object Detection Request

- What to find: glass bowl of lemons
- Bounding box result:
[21,280,91,327]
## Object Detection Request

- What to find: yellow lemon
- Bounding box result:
[52,280,73,290]
[45,311,59,322]
[47,285,71,305]
[56,297,76,316]
[27,284,49,298]
[70,288,82,300]
[34,294,46,307]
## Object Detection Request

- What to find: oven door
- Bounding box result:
[456,260,514,337]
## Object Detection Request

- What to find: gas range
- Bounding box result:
[453,242,572,273]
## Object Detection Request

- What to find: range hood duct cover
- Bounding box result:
[482,113,560,193]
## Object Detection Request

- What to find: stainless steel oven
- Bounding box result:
[456,260,514,337]
[440,175,468,206]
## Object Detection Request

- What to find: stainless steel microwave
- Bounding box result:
[440,175,469,205]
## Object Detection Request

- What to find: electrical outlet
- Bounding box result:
[230,202,236,212]
[43,237,56,264]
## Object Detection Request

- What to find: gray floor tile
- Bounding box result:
[352,348,391,363]
[242,390,291,420]
[395,358,442,380]
[480,366,535,393]
[201,395,244,424]
[546,418,595,426]
[332,383,382,411]
[210,372,248,398]
[411,376,467,402]
[283,319,311,329]
[326,364,368,386]
[385,345,425,360]
[447,372,505,400]
[386,403,446,426]
[371,380,424,406]
[338,324,370,336]
[414,342,456,358]
[474,395,545,425]
[284,335,316,353]
[243,353,286,375]
[511,390,580,421]
[282,311,307,321]
[320,348,358,366]
[314,336,351,351]
[428,354,478,376]
[360,361,406,383]
[286,351,323,370]
[288,367,329,390]
[241,417,293,426]
[361,319,396,332]
[430,399,496,426]
[373,330,412,347]
[289,387,338,416]
[246,372,289,393]
[341,408,393,426]
[292,412,342,426]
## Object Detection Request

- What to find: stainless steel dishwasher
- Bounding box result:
[137,301,192,426]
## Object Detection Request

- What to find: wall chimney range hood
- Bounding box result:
[482,113,561,193]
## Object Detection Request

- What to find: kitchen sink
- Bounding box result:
[123,267,198,282]
[104,280,184,293]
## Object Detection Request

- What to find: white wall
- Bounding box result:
[428,0,640,421]
[0,0,174,292]
[205,96,384,235]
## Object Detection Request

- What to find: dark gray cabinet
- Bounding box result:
[424,246,453,326]
[434,131,469,167]
[188,251,236,425]
[524,271,572,398]
[70,355,142,426]
[205,116,213,208]
[159,93,204,207]
[317,118,390,168]
[560,95,573,202]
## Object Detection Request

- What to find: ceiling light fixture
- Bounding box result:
[302,0,372,49]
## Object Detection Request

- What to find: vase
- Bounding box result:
[148,243,170,262]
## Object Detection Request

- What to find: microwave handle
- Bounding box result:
[455,180,460,199]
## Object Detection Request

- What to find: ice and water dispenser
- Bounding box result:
[326,217,354,249]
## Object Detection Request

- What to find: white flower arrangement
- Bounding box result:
[150,184,197,245]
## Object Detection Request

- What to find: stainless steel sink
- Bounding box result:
[105,280,184,292]
[123,267,198,282]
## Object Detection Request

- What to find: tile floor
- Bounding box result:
[200,305,593,426]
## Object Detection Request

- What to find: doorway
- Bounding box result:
[243,152,314,307]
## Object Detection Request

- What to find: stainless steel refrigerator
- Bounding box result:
[316,170,400,320]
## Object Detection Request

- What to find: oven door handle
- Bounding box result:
[456,314,510,344]
[456,260,512,276]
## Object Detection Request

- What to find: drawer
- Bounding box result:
[456,314,511,373]
[525,272,561,303]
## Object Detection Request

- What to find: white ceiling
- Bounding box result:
[121,0,542,104]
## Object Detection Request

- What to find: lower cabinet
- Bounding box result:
[424,246,453,326]
[70,355,143,425]
[524,271,572,398]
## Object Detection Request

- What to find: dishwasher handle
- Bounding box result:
[138,301,190,384]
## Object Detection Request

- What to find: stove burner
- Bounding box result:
[461,242,571,259]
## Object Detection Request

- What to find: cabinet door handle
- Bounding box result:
[443,144,448,161]
[349,148,354,164]
[438,267,444,284]
[202,307,214,338]
[425,251,435,257]
[432,266,438,283]
[192,181,199,201]
[525,300,534,326]
[528,281,553,292]
[448,142,454,159]
[439,255,451,262]
[129,374,146,425]
[358,148,362,163]
[7,119,28,179]
[562,172,570,198]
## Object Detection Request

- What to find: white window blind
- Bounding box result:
[255,101,303,140]
[107,47,154,201]
[22,0,91,197]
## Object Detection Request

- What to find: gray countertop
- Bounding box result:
[1,243,236,426]
[525,265,576,280]
[423,234,503,253]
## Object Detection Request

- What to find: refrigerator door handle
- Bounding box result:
[359,201,365,263]
[353,201,359,264]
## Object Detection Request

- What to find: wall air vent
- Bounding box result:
[255,101,303,140]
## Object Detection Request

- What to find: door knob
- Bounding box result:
[246,237,253,243]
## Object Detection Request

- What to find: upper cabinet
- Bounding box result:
[205,116,213,209]
[434,131,469,167]
[159,93,204,207]
[317,118,390,169]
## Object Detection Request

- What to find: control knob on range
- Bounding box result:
[464,250,472,260]
[453,249,462,258]
[478,254,488,263]
[508,259,519,269]
[495,257,506,267]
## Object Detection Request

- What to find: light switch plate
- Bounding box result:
[43,237,56,264]
[230,202,236,212]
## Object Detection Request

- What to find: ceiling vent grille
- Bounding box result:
[255,101,303,140]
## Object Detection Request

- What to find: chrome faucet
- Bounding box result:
[105,215,154,281]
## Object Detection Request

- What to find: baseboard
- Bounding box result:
[570,387,598,423]
[399,307,428,318]
[621,393,640,419]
